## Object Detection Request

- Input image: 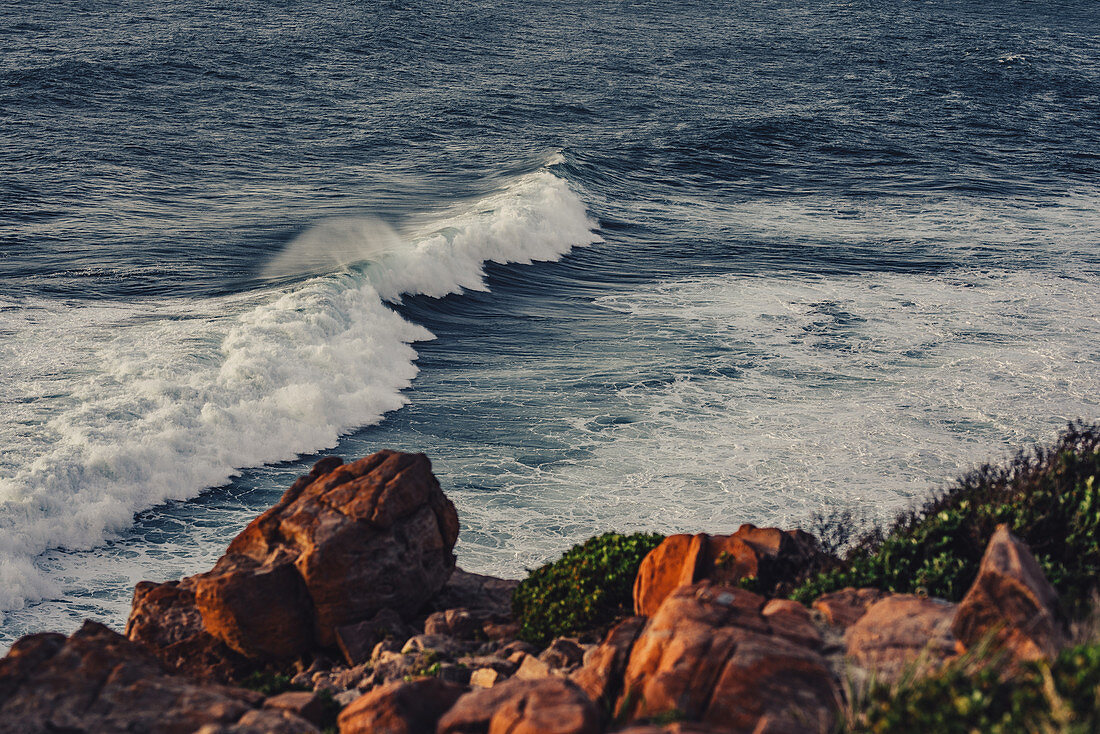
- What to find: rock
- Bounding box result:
[0,620,264,734]
[633,525,829,616]
[952,524,1068,662]
[437,677,601,734]
[337,678,466,734]
[200,708,322,734]
[372,638,404,661]
[337,608,412,666]
[515,654,553,680]
[401,634,467,657]
[539,638,586,669]
[482,620,521,640]
[429,568,519,618]
[436,663,473,685]
[612,582,837,732]
[264,691,325,727]
[615,726,726,734]
[496,640,539,659]
[425,608,485,639]
[570,616,646,711]
[128,451,460,668]
[845,594,958,679]
[470,667,505,688]
[811,588,887,630]
[761,599,822,650]
[125,578,254,683]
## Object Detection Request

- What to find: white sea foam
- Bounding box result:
[0,170,597,616]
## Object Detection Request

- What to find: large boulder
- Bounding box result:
[0,621,273,734]
[811,587,887,630]
[577,581,837,733]
[951,524,1067,662]
[437,677,602,734]
[128,451,460,670]
[844,594,958,679]
[337,678,466,734]
[633,525,828,617]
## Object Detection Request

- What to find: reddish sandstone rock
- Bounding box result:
[633,525,829,616]
[337,678,466,734]
[129,451,459,668]
[845,594,957,679]
[570,616,646,710]
[952,524,1067,662]
[761,598,823,650]
[437,677,601,734]
[811,587,887,630]
[0,621,265,734]
[613,582,837,732]
[125,577,254,682]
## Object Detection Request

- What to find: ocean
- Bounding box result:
[1,0,1098,647]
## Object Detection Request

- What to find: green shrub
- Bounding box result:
[846,642,1100,733]
[790,422,1100,611]
[512,532,665,646]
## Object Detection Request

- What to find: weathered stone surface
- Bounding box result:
[429,568,519,618]
[633,526,829,616]
[539,637,586,670]
[336,608,412,666]
[0,621,263,734]
[845,594,958,678]
[952,524,1067,662]
[515,654,553,680]
[337,678,465,734]
[811,587,887,630]
[198,708,322,734]
[470,667,505,688]
[437,677,601,734]
[425,608,484,638]
[569,616,646,710]
[761,598,822,650]
[264,690,325,727]
[125,577,254,682]
[129,451,459,666]
[613,582,837,732]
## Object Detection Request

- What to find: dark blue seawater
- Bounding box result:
[2,0,1099,644]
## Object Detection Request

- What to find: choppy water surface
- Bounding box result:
[2,0,1099,644]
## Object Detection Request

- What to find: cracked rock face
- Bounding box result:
[128,450,460,671]
[577,581,839,734]
[0,621,279,734]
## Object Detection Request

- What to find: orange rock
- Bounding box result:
[633,526,829,617]
[0,621,264,734]
[337,678,465,734]
[845,594,957,679]
[437,677,601,734]
[607,582,837,732]
[129,451,460,666]
[952,524,1067,662]
[761,598,823,649]
[811,588,886,629]
[125,577,254,682]
[570,616,646,710]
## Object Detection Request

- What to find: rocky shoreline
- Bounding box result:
[0,444,1091,733]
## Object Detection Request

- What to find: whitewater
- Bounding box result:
[0,170,598,617]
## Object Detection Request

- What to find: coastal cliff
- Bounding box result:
[2,424,1099,733]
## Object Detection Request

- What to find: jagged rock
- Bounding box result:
[0,621,265,734]
[437,677,601,734]
[845,594,958,679]
[337,678,466,734]
[470,667,505,688]
[633,525,828,616]
[515,654,554,680]
[811,587,887,629]
[401,634,469,657]
[952,524,1068,662]
[570,616,646,711]
[610,582,837,732]
[128,451,459,669]
[425,608,485,638]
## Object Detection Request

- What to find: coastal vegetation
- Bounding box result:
[511,531,664,646]
[790,421,1100,611]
